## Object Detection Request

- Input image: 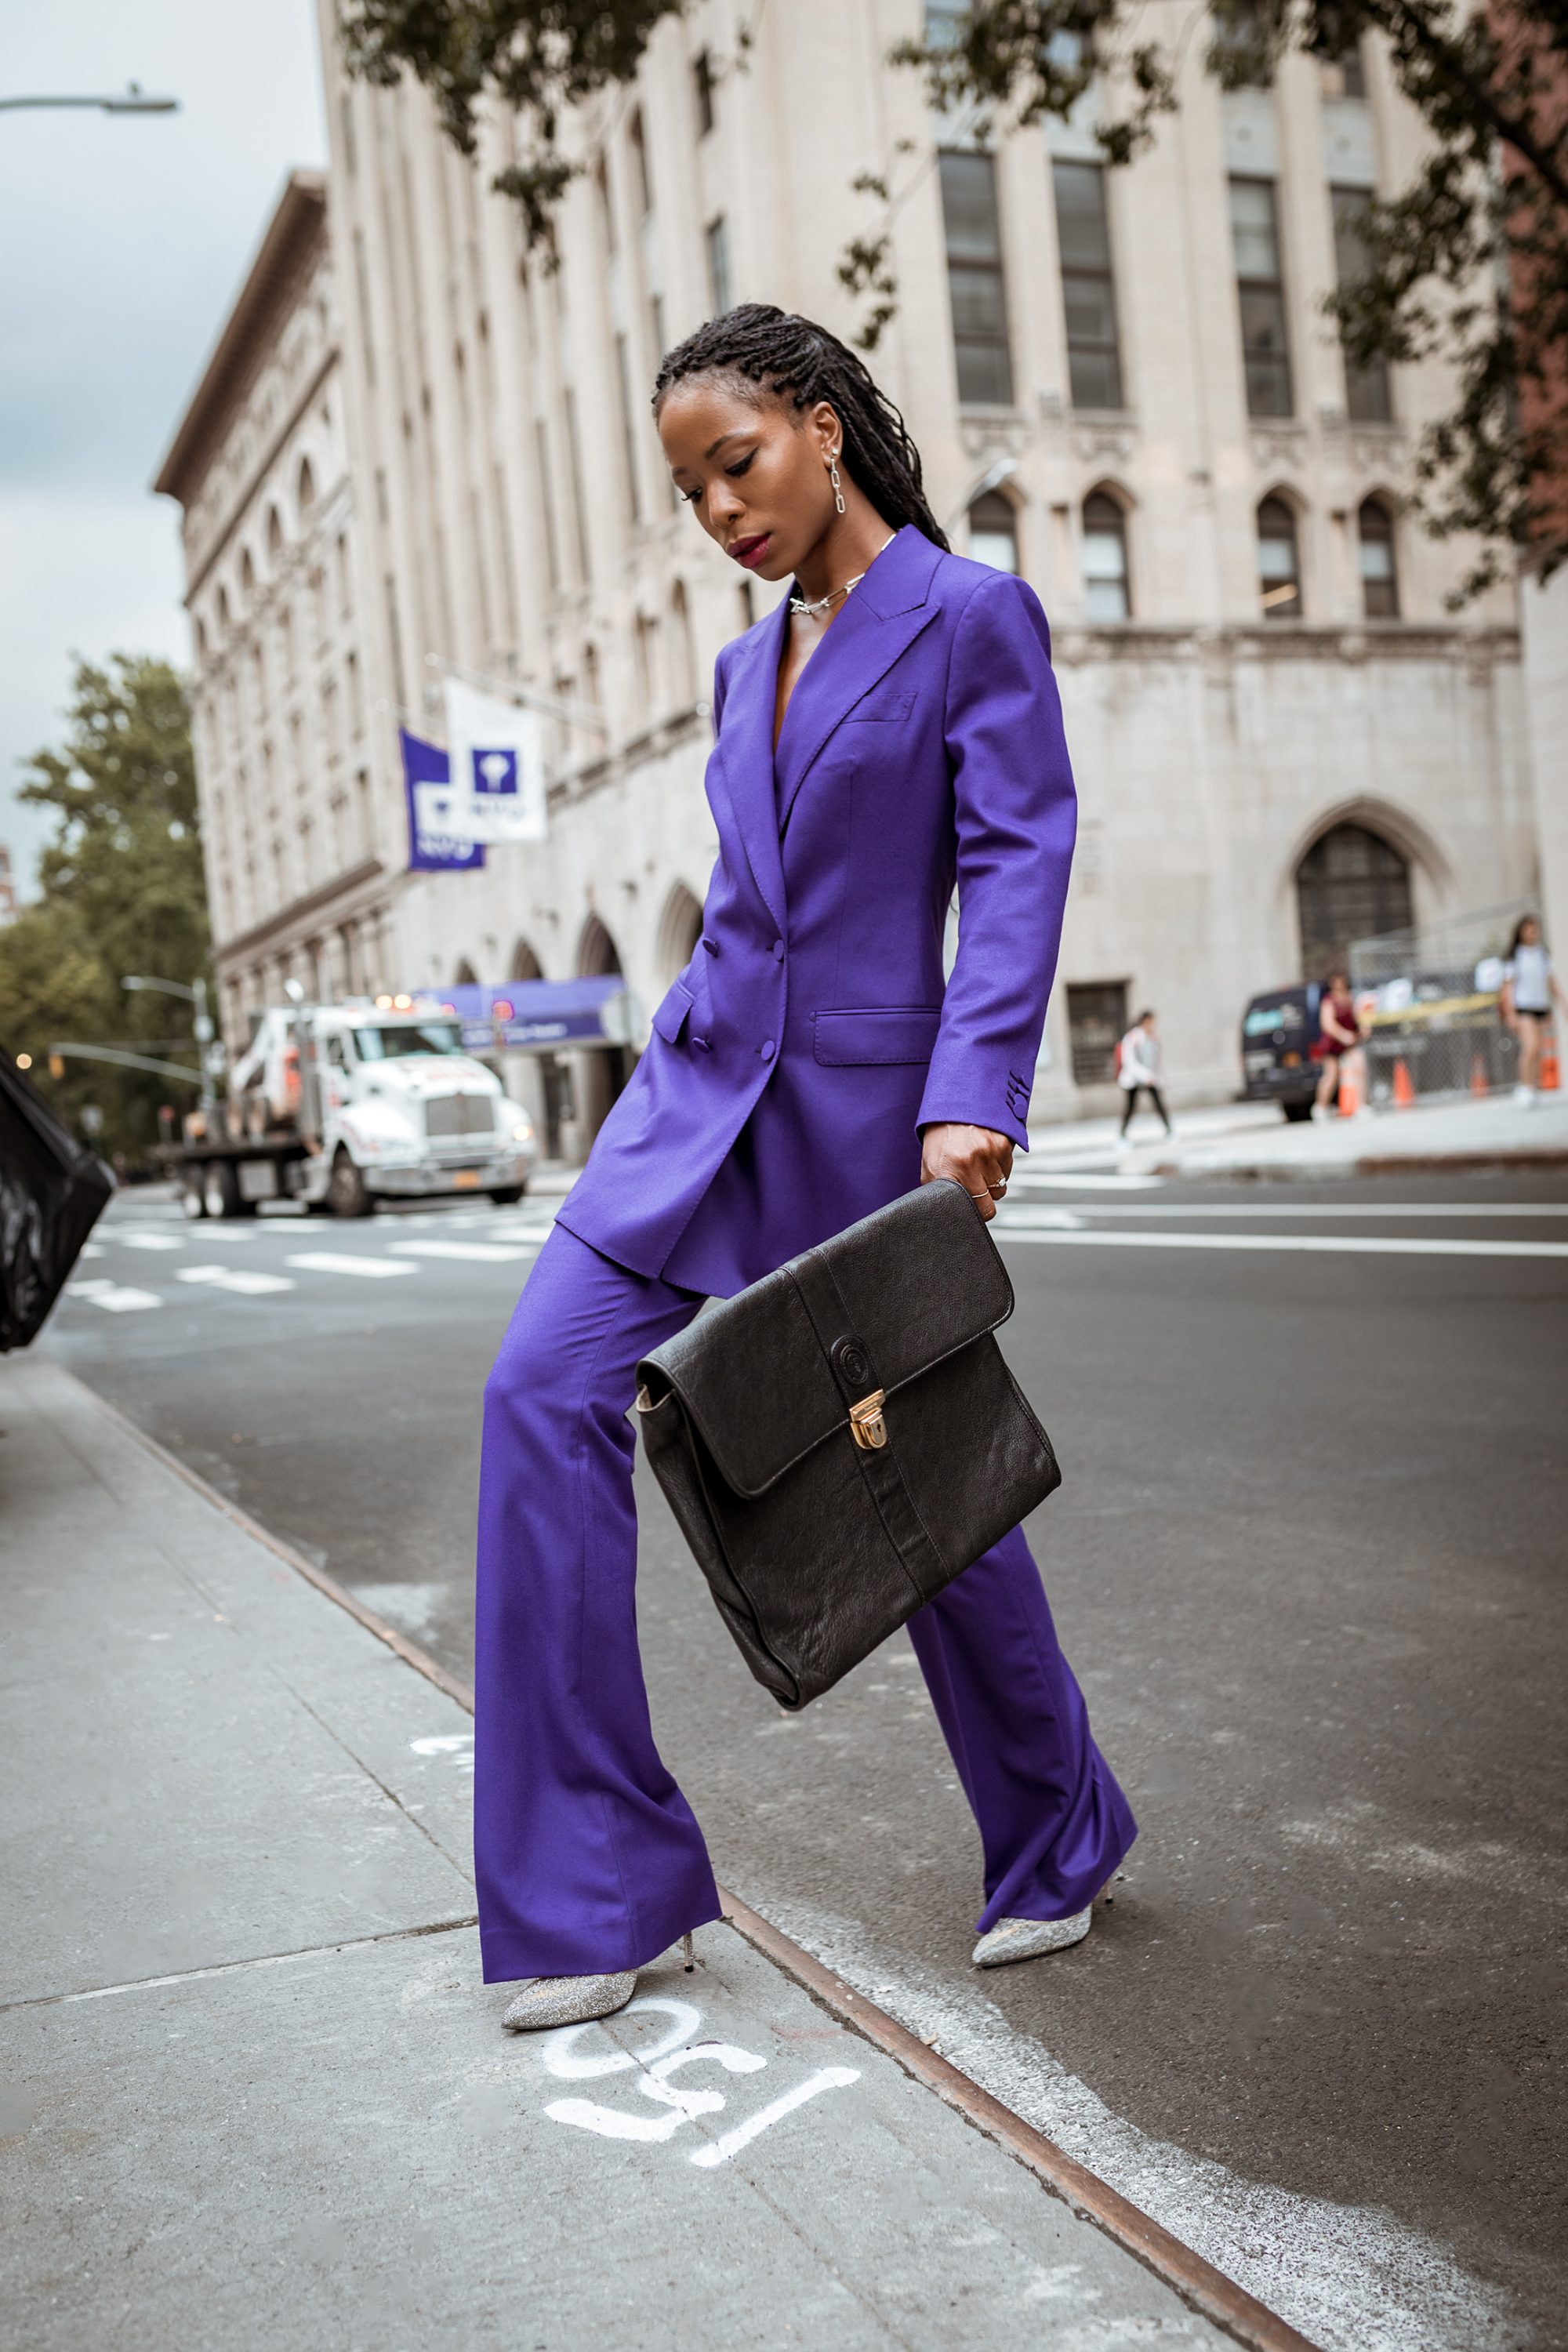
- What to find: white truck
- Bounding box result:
[172,1000,537,1219]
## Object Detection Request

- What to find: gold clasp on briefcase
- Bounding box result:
[848,1389,887,1450]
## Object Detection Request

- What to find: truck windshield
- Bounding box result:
[353,1022,468,1060]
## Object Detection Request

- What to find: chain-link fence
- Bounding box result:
[1347,898,1547,1103]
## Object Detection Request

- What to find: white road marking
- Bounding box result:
[175,1265,296,1295]
[688,2067,861,2168]
[78,1242,105,1260]
[1011,1199,1568,1220]
[995,1227,1568,1260]
[284,1251,418,1278]
[385,1239,541,1263]
[115,1232,186,1251]
[1011,1172,1166,1192]
[66,1280,162,1313]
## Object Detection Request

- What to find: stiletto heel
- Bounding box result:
[681,1932,695,1971]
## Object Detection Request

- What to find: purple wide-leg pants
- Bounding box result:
[474,1224,1136,1984]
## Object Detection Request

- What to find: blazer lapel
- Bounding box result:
[774,528,942,833]
[713,595,791,935]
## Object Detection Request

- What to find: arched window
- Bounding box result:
[1258,495,1301,619]
[454,957,479,985]
[657,884,704,984]
[510,939,543,982]
[1082,492,1131,619]
[267,506,284,559]
[239,548,255,597]
[216,586,231,633]
[296,456,317,518]
[1357,497,1399,619]
[578,914,622,978]
[1295,822,1413,975]
[967,491,1018,573]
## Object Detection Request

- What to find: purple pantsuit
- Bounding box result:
[474,528,1135,1983]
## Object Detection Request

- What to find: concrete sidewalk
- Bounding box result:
[0,1352,1293,2352]
[1018,1091,1568,1182]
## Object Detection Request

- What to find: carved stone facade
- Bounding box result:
[155,172,393,1041]
[164,5,1541,1131]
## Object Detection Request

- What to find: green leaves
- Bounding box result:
[1,656,208,1161]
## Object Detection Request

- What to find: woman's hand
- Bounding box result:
[920,1122,1014,1221]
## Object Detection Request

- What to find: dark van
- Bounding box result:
[1241,984,1321,1120]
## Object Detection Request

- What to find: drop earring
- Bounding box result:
[829,451,845,516]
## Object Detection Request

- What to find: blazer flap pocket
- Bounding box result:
[844,688,917,724]
[651,978,693,1045]
[814,1007,942,1065]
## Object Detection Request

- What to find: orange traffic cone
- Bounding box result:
[1392,1057,1415,1109]
[1338,1060,1361,1117]
[1471,1051,1490,1098]
[1541,1031,1560,1092]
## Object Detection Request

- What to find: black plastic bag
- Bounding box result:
[0,1046,114,1352]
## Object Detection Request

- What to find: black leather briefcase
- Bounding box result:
[636,1179,1059,1710]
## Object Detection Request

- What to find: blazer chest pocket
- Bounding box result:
[844,688,917,725]
[651,978,693,1045]
[814,1007,943,1065]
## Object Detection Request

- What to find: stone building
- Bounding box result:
[162,2,1541,1145]
[154,170,398,1032]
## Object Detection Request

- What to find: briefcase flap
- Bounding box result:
[640,1181,1014,1499]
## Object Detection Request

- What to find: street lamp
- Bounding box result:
[123,975,220,1110]
[0,84,179,115]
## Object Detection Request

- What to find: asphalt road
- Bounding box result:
[41,1167,1568,2350]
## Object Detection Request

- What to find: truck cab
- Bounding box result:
[181,1001,537,1218]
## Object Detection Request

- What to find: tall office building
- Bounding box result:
[161,1,1538,1145]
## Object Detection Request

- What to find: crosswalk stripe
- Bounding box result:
[176,1266,296,1295]
[385,1240,540,1263]
[67,1280,162,1312]
[284,1252,419,1279]
[116,1232,186,1251]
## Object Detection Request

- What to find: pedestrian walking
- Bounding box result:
[474,305,1135,2033]
[1312,970,1367,1120]
[1501,914,1562,1105]
[1116,1009,1172,1141]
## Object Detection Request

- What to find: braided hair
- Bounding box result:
[652,303,949,550]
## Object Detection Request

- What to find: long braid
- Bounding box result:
[653,303,950,551]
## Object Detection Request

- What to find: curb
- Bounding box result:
[78,1370,1323,2352]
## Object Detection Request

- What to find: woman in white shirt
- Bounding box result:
[1118,1009,1172,1140]
[1501,916,1563,1105]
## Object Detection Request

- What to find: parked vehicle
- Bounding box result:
[1240,984,1322,1121]
[169,1001,537,1219]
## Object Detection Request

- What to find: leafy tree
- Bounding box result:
[0,655,209,1163]
[338,0,1566,600]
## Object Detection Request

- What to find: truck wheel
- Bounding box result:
[182,1172,209,1220]
[205,1160,244,1218]
[328,1149,373,1218]
[1282,1099,1314,1123]
[488,1184,526,1205]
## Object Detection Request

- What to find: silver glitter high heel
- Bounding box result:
[499,1933,698,2031]
[971,1905,1092,1969]
[501,1970,637,2032]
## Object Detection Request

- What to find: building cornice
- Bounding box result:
[152,170,328,509]
[213,855,387,967]
[1051,621,1522,666]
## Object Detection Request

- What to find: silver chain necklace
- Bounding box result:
[789,534,896,620]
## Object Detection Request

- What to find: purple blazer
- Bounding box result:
[555,524,1076,1299]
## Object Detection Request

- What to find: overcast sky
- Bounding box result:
[0,1,328,897]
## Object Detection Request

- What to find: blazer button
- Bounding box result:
[771,939,784,961]
[693,1035,711,1052]
[758,1040,775,1062]
[702,935,720,956]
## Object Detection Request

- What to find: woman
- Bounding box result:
[476,306,1135,2032]
[1117,1008,1173,1142]
[1501,914,1562,1105]
[1312,971,1365,1121]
